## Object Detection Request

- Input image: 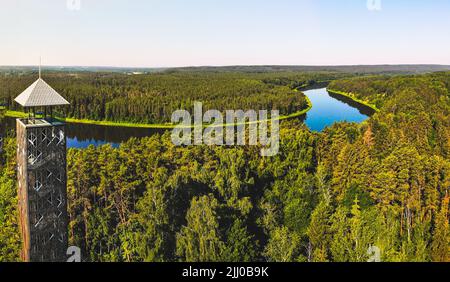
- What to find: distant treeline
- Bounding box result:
[2,64,450,75]
[0,71,346,124]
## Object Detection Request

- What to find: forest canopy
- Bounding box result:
[0,71,449,262]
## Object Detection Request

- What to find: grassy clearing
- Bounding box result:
[4,110,28,118]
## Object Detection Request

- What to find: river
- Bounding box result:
[0,87,375,148]
[302,87,375,132]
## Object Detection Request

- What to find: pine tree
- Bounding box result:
[176,194,225,262]
[221,219,257,262]
[330,207,352,262]
[363,125,374,148]
[264,227,302,262]
[431,196,449,262]
[307,201,331,262]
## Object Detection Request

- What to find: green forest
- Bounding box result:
[0,71,347,124]
[0,71,449,262]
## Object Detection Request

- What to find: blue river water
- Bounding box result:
[302,88,375,132]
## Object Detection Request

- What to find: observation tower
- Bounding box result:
[15,63,70,262]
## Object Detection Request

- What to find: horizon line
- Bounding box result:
[2,63,450,70]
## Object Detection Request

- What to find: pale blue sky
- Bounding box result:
[1,0,449,67]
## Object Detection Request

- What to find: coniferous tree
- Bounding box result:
[176,194,225,262]
[431,196,449,262]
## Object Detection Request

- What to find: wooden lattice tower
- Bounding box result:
[15,66,70,262]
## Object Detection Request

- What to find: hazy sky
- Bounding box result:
[1,0,449,67]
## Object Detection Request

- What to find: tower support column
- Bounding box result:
[17,118,68,262]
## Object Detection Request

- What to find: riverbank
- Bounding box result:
[326,89,379,112]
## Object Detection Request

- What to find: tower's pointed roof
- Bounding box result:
[15,78,70,107]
